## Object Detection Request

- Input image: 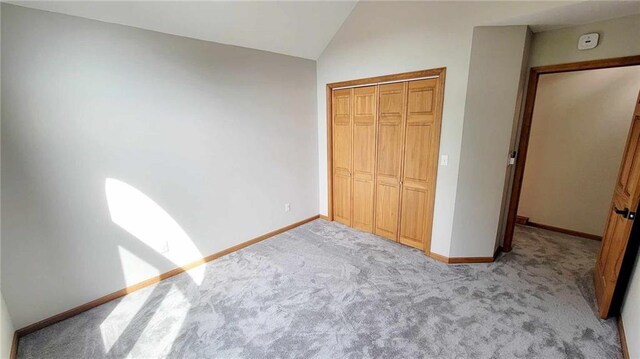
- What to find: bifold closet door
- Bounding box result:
[398,79,440,250]
[331,72,444,252]
[332,88,352,226]
[374,82,407,241]
[351,86,377,232]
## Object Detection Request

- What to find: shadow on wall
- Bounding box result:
[97,178,206,357]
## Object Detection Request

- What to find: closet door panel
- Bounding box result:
[400,187,428,246]
[334,125,351,171]
[352,86,377,232]
[332,88,352,226]
[334,174,351,225]
[377,124,402,177]
[399,79,438,249]
[353,179,374,231]
[353,126,375,175]
[404,125,433,182]
[374,82,407,241]
[375,182,399,239]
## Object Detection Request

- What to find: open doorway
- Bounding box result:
[503,56,640,319]
[518,66,639,240]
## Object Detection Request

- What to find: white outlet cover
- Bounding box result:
[578,33,599,50]
[160,242,170,254]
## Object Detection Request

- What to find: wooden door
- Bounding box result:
[374,82,407,241]
[332,88,352,226]
[595,91,640,318]
[398,79,441,250]
[352,86,377,232]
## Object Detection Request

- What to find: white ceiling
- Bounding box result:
[6,1,640,60]
[495,0,640,32]
[6,1,357,60]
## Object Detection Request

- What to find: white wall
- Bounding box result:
[316,2,557,256]
[0,6,13,359]
[1,4,318,329]
[623,258,640,358]
[518,67,640,236]
[0,295,13,359]
[449,26,530,257]
[526,15,640,359]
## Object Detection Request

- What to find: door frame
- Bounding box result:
[325,67,446,254]
[502,55,640,252]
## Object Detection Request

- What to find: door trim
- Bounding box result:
[617,315,630,359]
[326,68,446,255]
[502,55,640,252]
[523,221,602,241]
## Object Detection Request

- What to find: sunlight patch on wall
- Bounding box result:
[117,246,161,287]
[105,178,205,285]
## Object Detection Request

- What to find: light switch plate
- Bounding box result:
[440,155,448,166]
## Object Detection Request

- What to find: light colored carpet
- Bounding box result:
[18,220,621,358]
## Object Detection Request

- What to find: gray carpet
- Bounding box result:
[18,220,622,358]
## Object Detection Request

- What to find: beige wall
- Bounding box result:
[518,67,640,236]
[0,6,13,358]
[529,14,640,68]
[450,26,530,257]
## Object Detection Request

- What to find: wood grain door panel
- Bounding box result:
[333,173,351,225]
[329,70,445,256]
[374,83,407,240]
[375,182,399,240]
[403,124,433,182]
[618,116,640,197]
[595,92,640,318]
[376,124,402,177]
[352,86,376,232]
[399,187,429,249]
[398,79,439,250]
[332,89,352,226]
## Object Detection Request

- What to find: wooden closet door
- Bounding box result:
[374,82,407,240]
[332,88,352,226]
[398,79,440,250]
[352,86,377,232]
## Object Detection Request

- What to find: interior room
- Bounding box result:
[517,66,640,241]
[1,1,639,358]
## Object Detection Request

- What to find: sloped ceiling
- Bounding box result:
[496,0,640,32]
[7,1,640,60]
[6,1,358,60]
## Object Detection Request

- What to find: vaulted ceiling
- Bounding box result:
[6,1,358,60]
[8,1,640,60]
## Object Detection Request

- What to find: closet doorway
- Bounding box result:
[325,68,446,255]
